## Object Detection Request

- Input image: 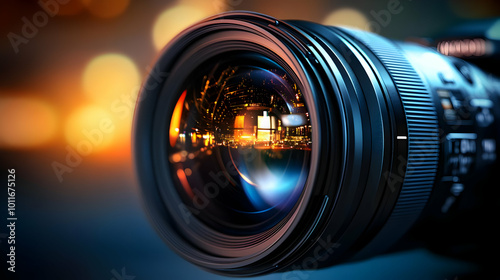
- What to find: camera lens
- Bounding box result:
[134,11,500,276]
[168,52,311,235]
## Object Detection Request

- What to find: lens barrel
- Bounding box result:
[134,11,500,276]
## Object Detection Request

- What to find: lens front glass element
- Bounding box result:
[168,52,312,235]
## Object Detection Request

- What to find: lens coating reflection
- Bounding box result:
[168,52,312,234]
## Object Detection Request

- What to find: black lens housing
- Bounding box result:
[134,11,500,276]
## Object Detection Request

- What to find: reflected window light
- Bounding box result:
[170,90,187,147]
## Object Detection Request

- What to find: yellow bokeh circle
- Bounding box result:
[0,98,57,148]
[82,53,140,107]
[152,5,209,51]
[323,8,371,31]
[64,105,115,154]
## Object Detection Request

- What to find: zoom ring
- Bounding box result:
[343,29,440,229]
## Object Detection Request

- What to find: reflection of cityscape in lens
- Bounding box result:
[168,56,311,233]
[170,67,311,150]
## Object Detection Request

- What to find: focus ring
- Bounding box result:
[342,29,440,237]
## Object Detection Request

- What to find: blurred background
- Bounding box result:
[1,0,500,279]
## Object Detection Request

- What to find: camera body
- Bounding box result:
[133,12,500,276]
[406,18,500,265]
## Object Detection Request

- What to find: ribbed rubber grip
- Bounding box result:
[342,29,440,241]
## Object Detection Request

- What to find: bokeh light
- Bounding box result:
[323,7,371,31]
[64,105,115,153]
[81,53,140,152]
[81,0,130,18]
[152,5,210,51]
[82,53,140,107]
[0,98,57,148]
[179,0,225,14]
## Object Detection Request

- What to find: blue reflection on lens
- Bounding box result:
[234,149,308,211]
[281,114,308,127]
